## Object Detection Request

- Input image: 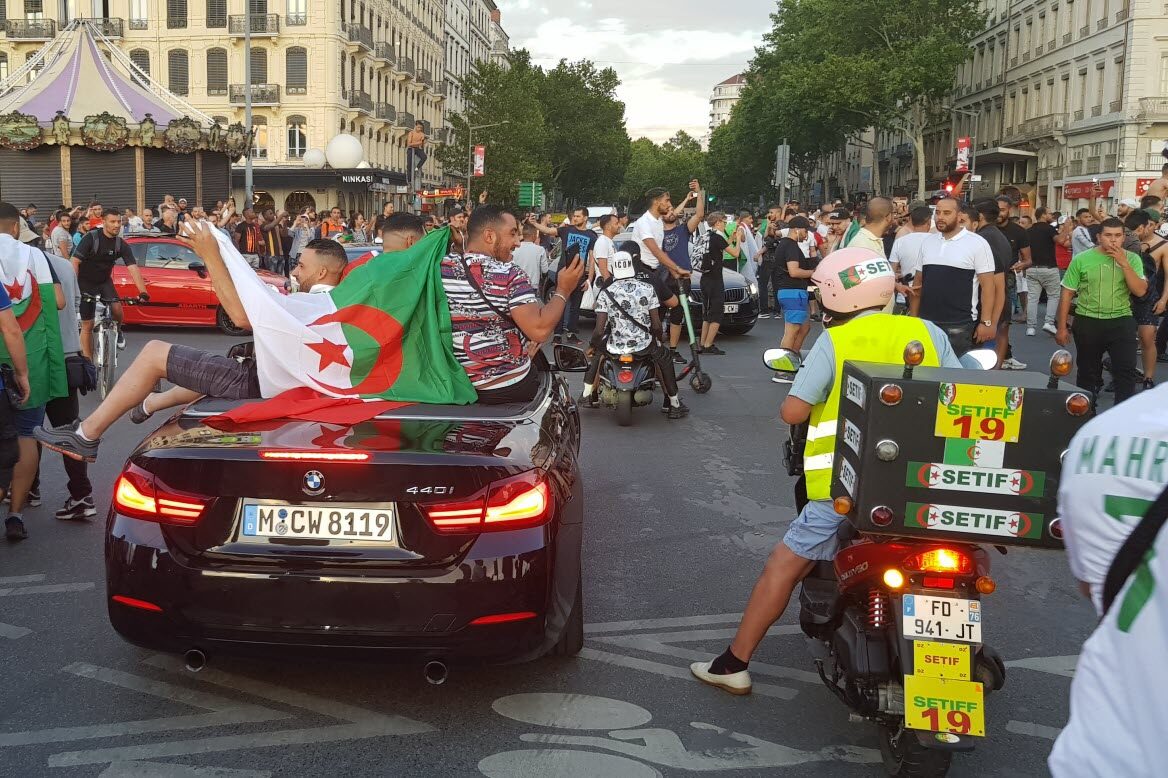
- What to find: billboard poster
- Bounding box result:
[955,137,971,173]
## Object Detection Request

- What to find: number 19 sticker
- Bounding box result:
[935,383,1024,443]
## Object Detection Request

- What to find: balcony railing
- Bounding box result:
[1004,125,1014,139]
[1047,39,1055,50]
[4,20,57,39]
[1151,153,1168,168]
[1091,104,1102,117]
[1022,112,1068,138]
[435,81,447,97]
[893,142,913,158]
[1022,51,1031,62]
[207,83,227,96]
[375,102,397,122]
[129,17,147,30]
[975,80,983,90]
[1073,109,1084,121]
[1079,25,1089,37]
[287,82,307,95]
[1116,7,1130,22]
[287,13,307,26]
[398,56,416,79]
[395,111,415,129]
[1035,43,1043,55]
[1138,96,1168,120]
[1085,156,1101,174]
[345,90,373,113]
[229,83,281,105]
[1010,56,1018,67]
[1109,99,1122,114]
[1104,154,1117,171]
[1063,32,1072,44]
[1069,160,1084,176]
[994,73,1003,84]
[81,18,123,37]
[375,42,397,66]
[345,23,373,50]
[229,14,279,35]
[1096,18,1107,31]
[417,68,433,89]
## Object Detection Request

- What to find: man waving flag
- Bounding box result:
[0,232,66,408]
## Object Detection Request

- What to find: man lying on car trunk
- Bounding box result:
[35,222,347,463]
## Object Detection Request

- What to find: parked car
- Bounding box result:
[112,234,287,336]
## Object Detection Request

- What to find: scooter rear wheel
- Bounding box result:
[879,721,952,777]
[691,373,712,394]
[615,390,633,426]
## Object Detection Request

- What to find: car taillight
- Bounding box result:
[259,450,370,462]
[114,465,208,525]
[424,470,553,534]
[906,548,973,575]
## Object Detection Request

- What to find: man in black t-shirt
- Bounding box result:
[773,216,816,360]
[71,208,148,358]
[698,212,740,355]
[994,196,1031,368]
[1025,206,1061,334]
[970,200,1018,369]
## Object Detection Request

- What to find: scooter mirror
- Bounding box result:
[762,348,802,374]
[960,349,998,371]
[553,343,589,372]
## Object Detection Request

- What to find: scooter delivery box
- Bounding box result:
[830,361,1092,549]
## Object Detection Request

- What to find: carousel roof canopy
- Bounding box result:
[0,20,208,126]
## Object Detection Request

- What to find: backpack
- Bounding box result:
[689,229,711,272]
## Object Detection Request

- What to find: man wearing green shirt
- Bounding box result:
[1055,218,1148,403]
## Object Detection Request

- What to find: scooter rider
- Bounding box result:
[581,250,689,419]
[690,247,964,695]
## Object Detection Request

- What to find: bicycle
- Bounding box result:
[81,294,140,399]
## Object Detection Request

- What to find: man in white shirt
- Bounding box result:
[511,222,550,290]
[1071,207,1097,256]
[1050,383,1168,776]
[632,188,689,279]
[889,205,933,309]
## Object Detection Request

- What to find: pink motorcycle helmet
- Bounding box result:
[811,247,895,317]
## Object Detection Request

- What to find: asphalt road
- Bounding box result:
[0,312,1116,778]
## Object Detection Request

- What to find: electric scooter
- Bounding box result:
[675,278,712,394]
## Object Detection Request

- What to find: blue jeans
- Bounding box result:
[556,287,583,335]
[407,147,427,183]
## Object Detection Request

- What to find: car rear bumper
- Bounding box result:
[687,296,760,326]
[105,514,581,664]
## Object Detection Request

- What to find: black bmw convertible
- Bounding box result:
[104,356,585,668]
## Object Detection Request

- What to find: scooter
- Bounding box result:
[675,278,713,394]
[594,348,658,426]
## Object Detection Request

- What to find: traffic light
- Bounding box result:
[707,193,717,205]
[944,180,955,194]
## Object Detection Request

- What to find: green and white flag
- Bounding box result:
[0,235,67,408]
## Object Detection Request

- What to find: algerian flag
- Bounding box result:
[943,438,1005,469]
[0,235,67,408]
[212,226,476,411]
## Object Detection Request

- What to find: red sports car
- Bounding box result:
[112,235,287,335]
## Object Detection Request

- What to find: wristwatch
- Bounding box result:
[981,319,993,327]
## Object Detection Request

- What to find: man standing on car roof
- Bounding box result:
[36,227,349,465]
[71,207,148,357]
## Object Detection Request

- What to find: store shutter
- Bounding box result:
[144,148,197,207]
[70,148,136,212]
[201,154,231,205]
[0,147,62,208]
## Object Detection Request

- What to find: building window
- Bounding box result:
[206,48,227,95]
[206,0,227,28]
[129,49,150,87]
[287,115,307,158]
[168,49,189,95]
[250,47,267,84]
[129,0,147,26]
[1161,53,1168,94]
[167,0,187,29]
[287,0,307,25]
[24,1,44,19]
[286,47,307,94]
[0,54,7,82]
[252,116,268,159]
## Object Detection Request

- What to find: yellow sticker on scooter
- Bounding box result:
[912,640,972,681]
[935,383,1024,443]
[904,675,985,737]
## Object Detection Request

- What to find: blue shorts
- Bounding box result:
[783,499,846,560]
[14,405,45,438]
[777,290,810,325]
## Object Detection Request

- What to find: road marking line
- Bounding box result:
[585,613,746,634]
[1006,720,1062,740]
[1004,655,1078,678]
[0,582,95,597]
[0,622,32,639]
[65,663,289,715]
[600,626,802,643]
[48,721,410,768]
[100,761,272,778]
[592,635,821,685]
[0,574,46,585]
[578,648,798,700]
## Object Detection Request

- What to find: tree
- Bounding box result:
[437,52,552,207]
[539,60,631,203]
[753,0,985,200]
[618,132,706,212]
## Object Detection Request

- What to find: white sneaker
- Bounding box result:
[690,660,752,695]
[1042,323,1057,335]
[1026,327,1036,336]
[771,375,794,384]
[1002,357,1028,370]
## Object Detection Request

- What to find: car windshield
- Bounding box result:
[131,242,201,269]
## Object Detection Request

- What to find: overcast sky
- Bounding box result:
[495,1,766,143]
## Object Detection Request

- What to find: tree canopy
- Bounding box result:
[618,131,706,212]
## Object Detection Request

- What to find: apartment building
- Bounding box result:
[0,0,448,216]
[876,0,1168,213]
[709,73,745,135]
[487,2,507,66]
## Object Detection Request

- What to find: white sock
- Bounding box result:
[581,383,594,398]
[669,395,680,408]
[77,423,95,441]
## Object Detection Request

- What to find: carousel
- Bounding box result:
[0,20,250,212]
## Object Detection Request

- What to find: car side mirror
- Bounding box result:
[553,344,589,372]
[188,260,207,278]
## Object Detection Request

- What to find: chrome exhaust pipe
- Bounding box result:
[184,648,207,672]
[423,660,447,685]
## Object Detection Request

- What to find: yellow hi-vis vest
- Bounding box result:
[804,313,941,501]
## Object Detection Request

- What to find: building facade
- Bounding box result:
[0,0,450,216]
[487,4,508,66]
[876,0,1168,213]
[709,73,745,135]
[443,0,471,123]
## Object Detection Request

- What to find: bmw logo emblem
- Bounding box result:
[303,470,325,496]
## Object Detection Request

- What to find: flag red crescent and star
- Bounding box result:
[306,304,405,396]
[5,276,41,331]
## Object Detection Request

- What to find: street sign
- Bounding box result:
[472,145,485,177]
[775,144,790,185]
[517,181,544,208]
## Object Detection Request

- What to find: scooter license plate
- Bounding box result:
[724,304,739,313]
[902,594,982,644]
[904,675,985,737]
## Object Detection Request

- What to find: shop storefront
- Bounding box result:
[232,168,409,217]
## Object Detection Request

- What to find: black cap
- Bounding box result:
[787,216,811,229]
[829,209,850,220]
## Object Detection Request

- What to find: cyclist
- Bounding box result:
[690,247,963,694]
[71,207,147,356]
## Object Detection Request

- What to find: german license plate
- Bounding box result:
[240,502,396,543]
[904,674,985,736]
[903,594,981,643]
[724,303,739,313]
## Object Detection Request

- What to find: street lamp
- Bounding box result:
[467,121,509,203]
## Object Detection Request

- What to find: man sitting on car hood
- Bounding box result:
[35,222,347,464]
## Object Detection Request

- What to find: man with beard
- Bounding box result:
[994,195,1031,369]
[660,180,704,359]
